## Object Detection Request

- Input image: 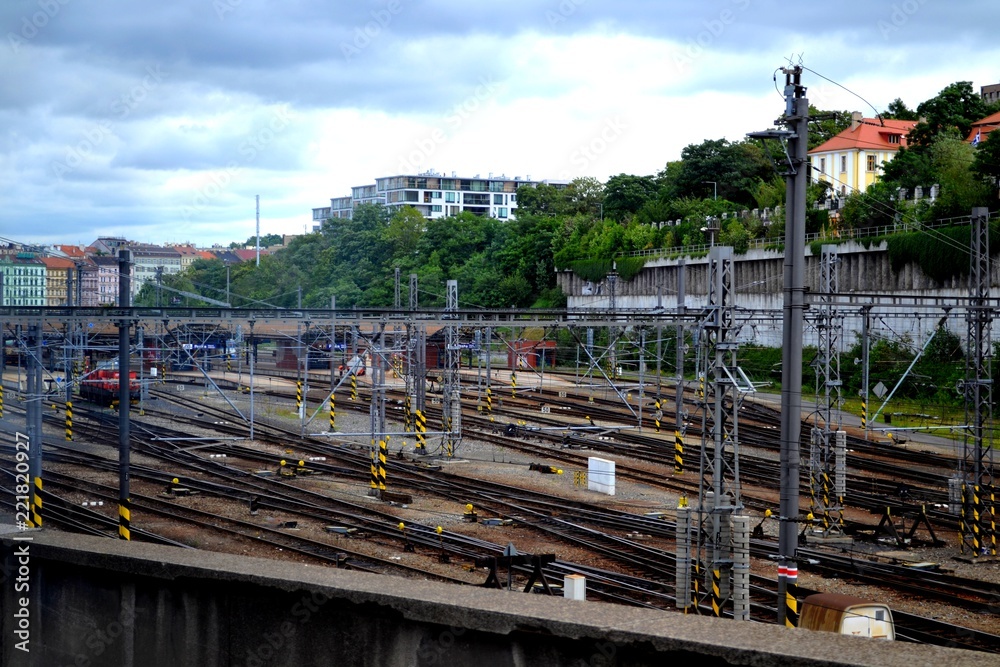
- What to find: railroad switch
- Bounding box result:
[528,463,563,475]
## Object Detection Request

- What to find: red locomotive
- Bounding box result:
[79,369,141,407]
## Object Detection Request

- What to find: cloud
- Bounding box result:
[2,0,999,248]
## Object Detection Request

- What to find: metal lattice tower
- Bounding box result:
[961,207,995,556]
[441,280,462,456]
[809,245,846,536]
[695,245,752,620]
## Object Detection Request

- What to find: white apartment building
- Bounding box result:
[312,172,550,227]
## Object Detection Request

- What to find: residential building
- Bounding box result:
[91,256,119,306]
[982,82,1000,106]
[0,253,46,306]
[130,245,182,299]
[56,245,88,260]
[77,258,100,307]
[966,110,1000,145]
[40,256,76,306]
[89,237,131,256]
[808,112,917,195]
[170,245,204,271]
[312,172,547,226]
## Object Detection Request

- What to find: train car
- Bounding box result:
[79,369,141,407]
[799,593,894,640]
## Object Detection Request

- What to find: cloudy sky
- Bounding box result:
[2,0,998,249]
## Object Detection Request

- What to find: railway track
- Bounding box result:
[1,382,998,652]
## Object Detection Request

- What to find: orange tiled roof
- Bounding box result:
[808,118,917,154]
[966,110,1000,143]
[39,256,76,270]
[56,245,86,258]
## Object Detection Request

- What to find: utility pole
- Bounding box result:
[118,248,132,540]
[749,64,808,626]
[255,195,261,267]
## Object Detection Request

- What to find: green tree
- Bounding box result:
[807,107,851,150]
[562,177,605,217]
[515,183,565,216]
[231,233,282,249]
[908,81,996,148]
[883,98,918,121]
[972,131,1000,187]
[602,173,658,222]
[671,139,773,206]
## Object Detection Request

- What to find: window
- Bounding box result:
[494,194,505,205]
[497,207,509,218]
[867,154,877,171]
[819,157,826,174]
[840,156,847,172]
[463,193,490,205]
[431,205,442,213]
[888,134,900,144]
[430,191,441,199]
[445,192,458,203]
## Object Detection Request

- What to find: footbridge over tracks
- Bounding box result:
[0,529,974,667]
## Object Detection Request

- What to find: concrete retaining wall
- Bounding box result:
[0,529,975,666]
[558,242,997,347]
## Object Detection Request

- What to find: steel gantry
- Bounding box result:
[960,207,996,557]
[809,245,847,538]
[691,246,753,621]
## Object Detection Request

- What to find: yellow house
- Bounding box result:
[809,112,917,195]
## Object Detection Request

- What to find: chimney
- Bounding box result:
[850,111,863,131]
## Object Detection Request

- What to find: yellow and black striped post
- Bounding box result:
[378,439,388,491]
[350,373,358,401]
[370,444,379,490]
[415,409,427,452]
[119,497,130,541]
[329,392,336,431]
[821,472,832,531]
[860,397,867,433]
[973,484,983,556]
[485,385,493,417]
[65,401,73,441]
[0,383,4,419]
[691,561,701,615]
[711,568,722,617]
[989,487,997,556]
[510,371,517,398]
[295,380,303,411]
[674,430,684,475]
[227,357,232,372]
[403,394,412,432]
[784,564,799,627]
[29,477,42,528]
